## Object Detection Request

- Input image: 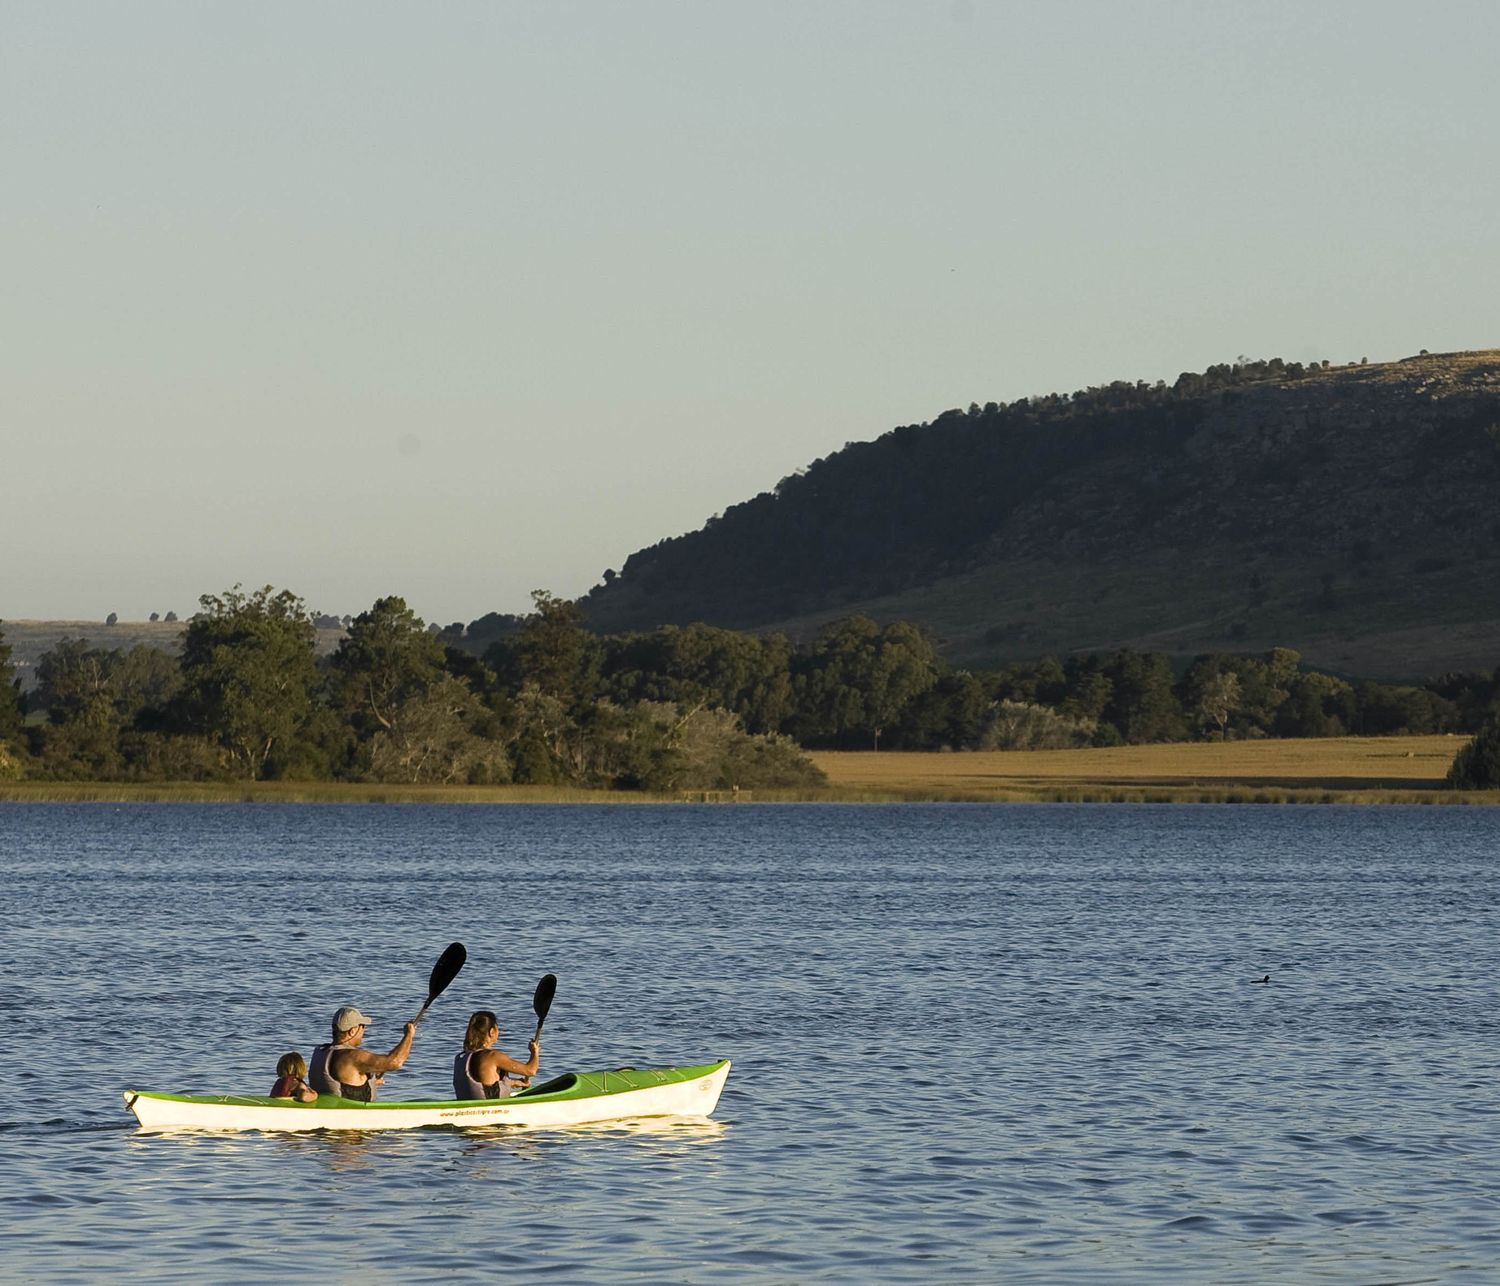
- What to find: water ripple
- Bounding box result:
[3,803,1499,1282]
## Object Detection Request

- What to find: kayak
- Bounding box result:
[123,1059,730,1133]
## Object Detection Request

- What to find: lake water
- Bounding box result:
[3,803,1498,1284]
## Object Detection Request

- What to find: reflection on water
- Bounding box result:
[5,803,1500,1283]
[464,1114,729,1144]
[274,1129,393,1173]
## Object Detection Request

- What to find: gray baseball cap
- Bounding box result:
[333,1006,372,1032]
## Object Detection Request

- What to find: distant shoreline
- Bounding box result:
[1,736,1492,804]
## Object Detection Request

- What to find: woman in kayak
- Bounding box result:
[454,1010,540,1099]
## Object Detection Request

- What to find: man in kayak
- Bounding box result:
[453,1010,540,1099]
[308,1006,416,1102]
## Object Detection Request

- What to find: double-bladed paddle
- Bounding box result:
[412,941,467,1025]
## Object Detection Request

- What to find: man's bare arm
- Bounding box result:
[349,1023,417,1076]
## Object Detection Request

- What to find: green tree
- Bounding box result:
[1355,682,1458,735]
[368,675,510,784]
[1274,671,1353,737]
[986,657,1063,706]
[889,671,992,749]
[1060,660,1113,724]
[28,639,186,779]
[586,700,823,791]
[0,622,24,775]
[1178,654,1230,738]
[490,591,600,711]
[112,645,183,722]
[793,616,938,749]
[331,596,448,738]
[1426,669,1500,733]
[34,637,114,724]
[32,700,124,778]
[657,703,823,790]
[980,700,1095,750]
[566,699,670,788]
[1233,647,1299,732]
[115,731,228,782]
[176,586,320,779]
[599,623,795,734]
[30,638,126,777]
[504,682,573,784]
[1217,653,1287,735]
[1447,719,1500,789]
[1103,651,1185,743]
[1196,672,1241,739]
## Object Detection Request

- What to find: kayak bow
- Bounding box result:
[123,1060,730,1133]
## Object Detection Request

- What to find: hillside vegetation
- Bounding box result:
[582,350,1500,679]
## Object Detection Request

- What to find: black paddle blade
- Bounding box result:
[428,942,467,1005]
[533,973,557,1022]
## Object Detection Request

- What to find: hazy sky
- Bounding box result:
[5,1,1495,626]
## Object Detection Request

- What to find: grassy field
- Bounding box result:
[0,735,1491,804]
[808,735,1491,804]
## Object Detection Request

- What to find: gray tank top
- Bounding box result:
[453,1050,512,1100]
[310,1042,375,1102]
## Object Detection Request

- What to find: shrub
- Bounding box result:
[120,732,232,781]
[980,700,1095,750]
[1091,722,1125,747]
[0,740,28,780]
[624,702,825,791]
[1446,721,1500,789]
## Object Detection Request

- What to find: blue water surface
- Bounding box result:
[2,803,1498,1284]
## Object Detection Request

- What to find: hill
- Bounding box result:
[581,350,1500,679]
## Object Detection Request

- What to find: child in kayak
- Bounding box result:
[270,1052,318,1102]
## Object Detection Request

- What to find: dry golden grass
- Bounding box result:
[811,736,1492,804]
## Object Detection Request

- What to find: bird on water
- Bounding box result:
[1251,974,1270,984]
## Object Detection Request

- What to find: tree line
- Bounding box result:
[0,589,821,791]
[2,587,1499,788]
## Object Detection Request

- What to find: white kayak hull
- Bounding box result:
[124,1060,730,1133]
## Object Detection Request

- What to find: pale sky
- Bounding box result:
[5,1,1495,626]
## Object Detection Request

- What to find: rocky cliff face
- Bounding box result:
[585,350,1500,679]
